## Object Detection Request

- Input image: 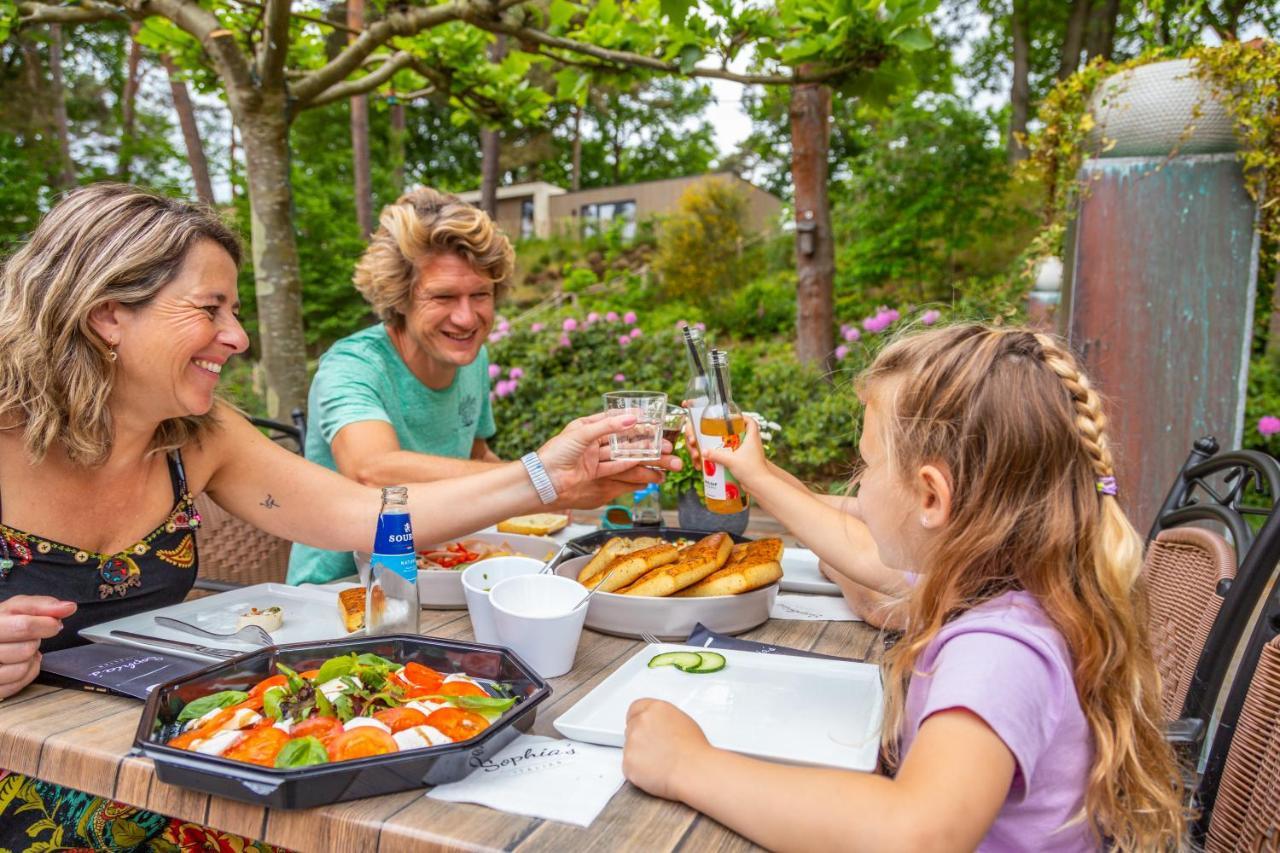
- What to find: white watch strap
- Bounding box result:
[521,452,558,505]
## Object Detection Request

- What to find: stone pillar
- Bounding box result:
[1064,59,1259,533]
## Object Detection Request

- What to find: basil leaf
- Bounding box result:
[177,690,248,725]
[273,736,329,768]
[263,686,286,720]
[333,694,355,723]
[355,652,398,670]
[314,685,335,718]
[276,663,305,694]
[314,654,355,685]
[421,694,517,713]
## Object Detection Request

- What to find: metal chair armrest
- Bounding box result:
[1166,716,1205,747]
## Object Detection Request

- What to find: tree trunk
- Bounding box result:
[162,55,215,205]
[239,99,309,417]
[389,98,406,196]
[1007,0,1031,164]
[1268,259,1280,358]
[789,69,834,369]
[570,101,583,192]
[49,23,76,190]
[1084,0,1121,61]
[479,36,507,218]
[348,0,374,237]
[1057,0,1090,80]
[118,21,142,181]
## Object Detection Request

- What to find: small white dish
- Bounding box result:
[461,556,545,644]
[555,643,884,771]
[779,548,842,596]
[489,574,589,678]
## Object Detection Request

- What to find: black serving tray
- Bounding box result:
[134,634,550,810]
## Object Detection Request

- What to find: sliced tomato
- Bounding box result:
[223,727,290,767]
[330,727,398,761]
[439,680,486,698]
[168,706,245,750]
[290,716,343,748]
[424,707,489,741]
[248,675,288,699]
[298,669,321,680]
[398,662,444,692]
[234,694,265,713]
[373,707,429,733]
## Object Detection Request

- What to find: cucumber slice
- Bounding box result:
[682,652,727,674]
[648,651,703,670]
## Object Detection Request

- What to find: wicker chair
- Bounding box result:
[189,413,305,591]
[1145,437,1280,751]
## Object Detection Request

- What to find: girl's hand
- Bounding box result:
[702,417,769,489]
[0,596,75,699]
[538,412,681,501]
[623,698,711,801]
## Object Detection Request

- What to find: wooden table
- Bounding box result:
[1,610,884,852]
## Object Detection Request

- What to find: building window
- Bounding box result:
[580,200,636,240]
[520,199,535,240]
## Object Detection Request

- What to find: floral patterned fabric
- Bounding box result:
[0,771,289,852]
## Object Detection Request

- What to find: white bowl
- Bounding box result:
[556,554,778,641]
[490,574,589,678]
[461,556,546,644]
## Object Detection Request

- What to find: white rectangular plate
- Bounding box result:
[780,548,841,596]
[555,644,883,771]
[80,582,360,662]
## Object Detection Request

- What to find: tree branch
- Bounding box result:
[258,0,292,88]
[291,0,472,106]
[18,0,133,25]
[298,50,412,110]
[467,17,870,85]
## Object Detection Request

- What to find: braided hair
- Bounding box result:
[860,323,1185,851]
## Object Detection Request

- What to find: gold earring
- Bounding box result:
[108,343,118,362]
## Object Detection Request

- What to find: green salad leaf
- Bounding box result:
[276,662,305,694]
[176,690,248,725]
[274,736,329,768]
[355,652,399,670]
[332,693,356,723]
[262,686,287,720]
[314,654,355,685]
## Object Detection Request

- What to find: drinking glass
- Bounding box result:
[661,404,687,450]
[603,391,666,460]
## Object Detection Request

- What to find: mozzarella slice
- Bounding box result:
[442,674,480,687]
[343,716,392,733]
[393,725,453,750]
[404,699,448,717]
[272,719,293,734]
[317,675,362,702]
[192,729,244,756]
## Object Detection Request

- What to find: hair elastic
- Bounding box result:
[1096,475,1118,496]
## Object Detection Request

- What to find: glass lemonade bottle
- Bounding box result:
[699,349,749,514]
[682,325,712,455]
[366,486,420,635]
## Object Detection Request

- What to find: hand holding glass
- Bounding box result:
[603,391,666,461]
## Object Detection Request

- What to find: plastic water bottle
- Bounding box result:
[632,484,662,528]
[367,486,419,635]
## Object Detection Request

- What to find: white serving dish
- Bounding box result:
[359,532,562,610]
[80,582,359,662]
[555,643,883,771]
[779,548,842,596]
[555,554,776,641]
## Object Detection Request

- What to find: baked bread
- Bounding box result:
[675,537,785,597]
[497,513,569,536]
[338,587,365,633]
[620,533,733,597]
[580,542,680,593]
[576,536,665,583]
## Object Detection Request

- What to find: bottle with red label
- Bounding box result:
[698,349,749,514]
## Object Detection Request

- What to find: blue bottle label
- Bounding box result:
[373,513,416,582]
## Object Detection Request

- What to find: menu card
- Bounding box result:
[426,734,625,827]
[37,643,208,699]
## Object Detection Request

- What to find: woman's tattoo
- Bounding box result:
[260,494,280,509]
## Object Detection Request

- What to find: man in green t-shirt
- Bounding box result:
[289,188,516,584]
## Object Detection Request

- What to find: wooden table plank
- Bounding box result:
[0,689,134,776]
[36,706,142,797]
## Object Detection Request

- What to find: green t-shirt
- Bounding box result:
[287,324,495,585]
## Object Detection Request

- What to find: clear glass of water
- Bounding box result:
[603,391,667,460]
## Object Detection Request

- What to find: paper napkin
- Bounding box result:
[426,734,625,827]
[770,593,862,622]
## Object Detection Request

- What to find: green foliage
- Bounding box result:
[714,270,797,338]
[653,177,752,300]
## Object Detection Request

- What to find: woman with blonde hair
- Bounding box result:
[0,183,673,847]
[625,323,1187,851]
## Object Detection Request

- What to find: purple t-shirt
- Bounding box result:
[900,591,1097,852]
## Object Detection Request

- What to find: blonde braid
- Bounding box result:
[1032,332,1116,481]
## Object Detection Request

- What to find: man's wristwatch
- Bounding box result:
[521,452,559,505]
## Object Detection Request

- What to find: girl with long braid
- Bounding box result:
[623,324,1187,851]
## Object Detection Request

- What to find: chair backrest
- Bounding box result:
[193,493,292,586]
[1144,527,1237,722]
[1146,437,1280,727]
[249,415,302,453]
[1200,633,1280,848]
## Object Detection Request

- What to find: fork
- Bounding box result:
[640,631,662,646]
[153,615,273,647]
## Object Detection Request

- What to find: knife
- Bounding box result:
[109,630,243,659]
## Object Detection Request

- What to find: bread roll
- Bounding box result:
[497,513,569,536]
[580,542,681,592]
[675,537,785,597]
[338,587,365,632]
[620,533,733,597]
[576,536,665,583]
